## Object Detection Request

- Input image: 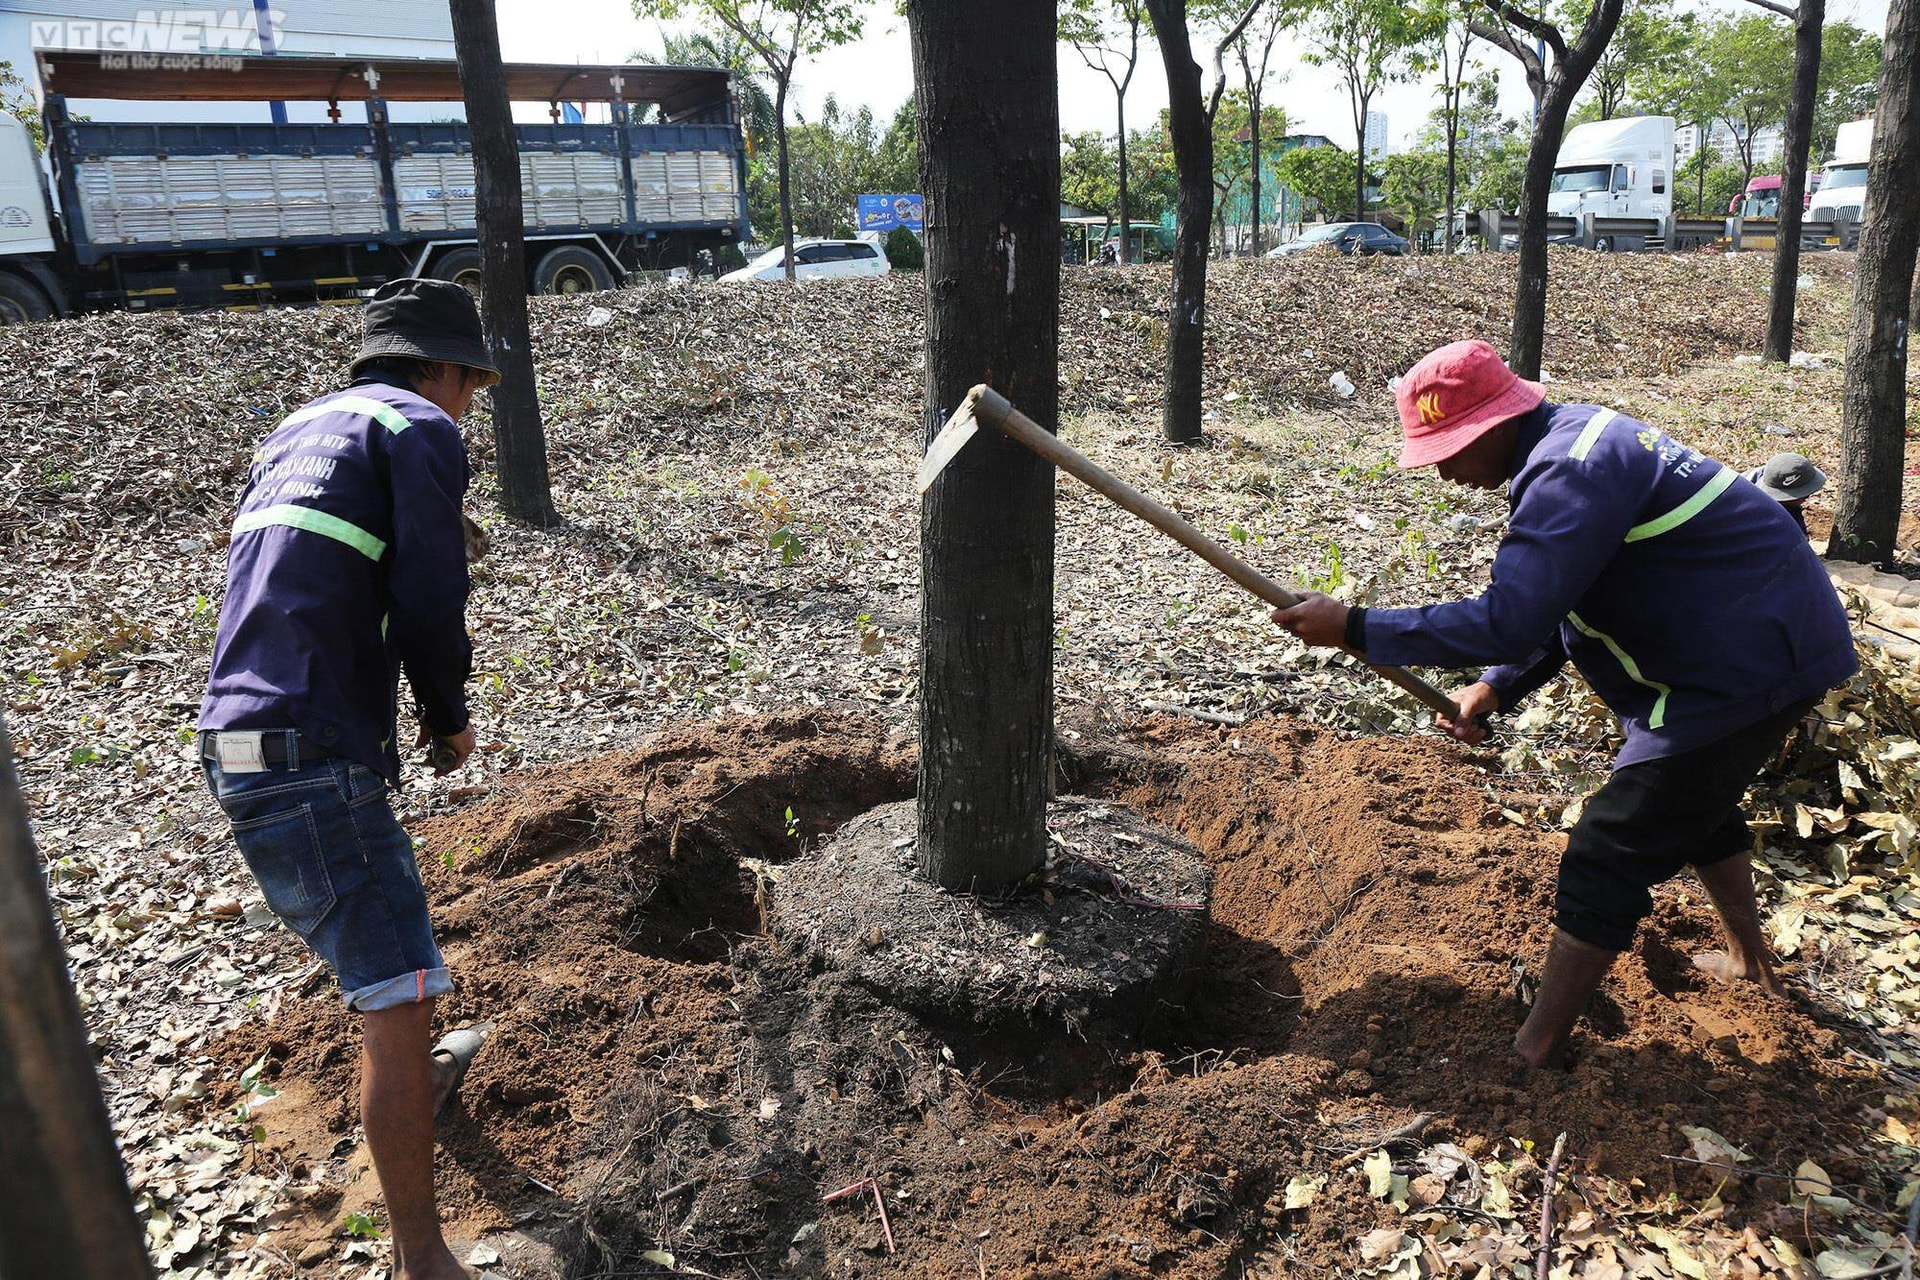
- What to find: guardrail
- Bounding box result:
[1460,210,1858,253]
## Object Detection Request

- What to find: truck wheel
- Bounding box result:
[0,272,53,325]
[1594,237,1613,253]
[534,245,615,296]
[430,247,485,296]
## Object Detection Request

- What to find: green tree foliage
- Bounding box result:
[1210,90,1289,249]
[1,60,41,152]
[1581,0,1694,119]
[1383,149,1447,244]
[1065,125,1178,224]
[1675,148,1749,214]
[872,97,918,195]
[1062,129,1120,214]
[884,225,923,269]
[784,95,887,236]
[632,0,864,277]
[1698,14,1793,179]
[1813,20,1883,158]
[1419,75,1524,211]
[1274,143,1356,221]
[1289,0,1441,218]
[1062,0,1151,262]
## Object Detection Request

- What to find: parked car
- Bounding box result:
[1266,222,1408,258]
[720,238,891,282]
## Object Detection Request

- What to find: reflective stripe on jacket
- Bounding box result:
[198,379,472,783]
[1363,402,1856,767]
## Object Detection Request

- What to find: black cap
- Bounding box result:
[351,278,501,387]
[1744,453,1827,501]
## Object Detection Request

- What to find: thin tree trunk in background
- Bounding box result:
[1147,0,1214,443]
[774,80,796,282]
[1117,97,1132,265]
[0,715,152,1280]
[910,0,1060,893]
[1505,0,1624,380]
[1248,85,1263,256]
[449,0,557,526]
[1763,0,1824,363]
[1831,0,1920,562]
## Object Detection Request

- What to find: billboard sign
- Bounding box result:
[857,193,923,233]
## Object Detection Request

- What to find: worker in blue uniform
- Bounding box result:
[199,279,497,1280]
[1275,340,1856,1069]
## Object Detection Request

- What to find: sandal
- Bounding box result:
[432,1022,495,1117]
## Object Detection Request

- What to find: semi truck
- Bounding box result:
[0,51,748,323]
[1809,117,1872,233]
[1544,115,1675,250]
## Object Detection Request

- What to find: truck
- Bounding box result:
[1544,115,1675,250]
[0,50,748,323]
[1808,117,1871,239]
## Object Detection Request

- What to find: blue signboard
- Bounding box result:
[857,193,924,233]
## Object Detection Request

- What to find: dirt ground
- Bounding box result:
[212,711,1880,1278]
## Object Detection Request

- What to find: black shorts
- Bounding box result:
[1555,699,1815,951]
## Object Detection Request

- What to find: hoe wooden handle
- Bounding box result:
[967,385,1467,724]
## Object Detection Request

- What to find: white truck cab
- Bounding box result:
[1546,116,1675,247]
[0,113,60,321]
[1809,118,1872,227]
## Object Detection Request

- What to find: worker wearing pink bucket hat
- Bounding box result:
[1273,339,1855,1071]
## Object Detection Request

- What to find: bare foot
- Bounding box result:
[1691,950,1787,997]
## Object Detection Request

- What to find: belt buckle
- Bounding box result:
[213,730,267,773]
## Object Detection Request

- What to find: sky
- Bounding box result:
[495,0,1893,154]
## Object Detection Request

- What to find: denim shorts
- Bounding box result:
[203,749,451,1012]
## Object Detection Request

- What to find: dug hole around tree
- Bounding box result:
[771,797,1212,1032]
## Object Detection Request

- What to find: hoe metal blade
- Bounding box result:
[915,400,981,493]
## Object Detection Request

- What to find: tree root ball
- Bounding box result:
[770,797,1212,1031]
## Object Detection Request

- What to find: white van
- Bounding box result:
[1545,116,1675,249]
[720,238,891,282]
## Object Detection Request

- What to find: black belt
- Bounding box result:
[198,729,338,766]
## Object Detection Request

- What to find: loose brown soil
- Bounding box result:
[213,711,1879,1277]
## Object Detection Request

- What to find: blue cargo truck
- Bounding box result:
[0,51,748,322]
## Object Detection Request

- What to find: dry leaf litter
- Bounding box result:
[4,249,1918,1278]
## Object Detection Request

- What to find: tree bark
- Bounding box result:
[1117,96,1132,265]
[0,715,152,1280]
[1503,0,1624,381]
[910,0,1059,893]
[1248,83,1262,256]
[1763,0,1824,363]
[1353,87,1372,220]
[449,0,557,526]
[1146,0,1214,443]
[774,77,797,283]
[1831,0,1920,562]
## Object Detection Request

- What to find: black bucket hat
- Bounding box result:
[351,278,501,387]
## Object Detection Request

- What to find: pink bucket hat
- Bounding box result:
[1394,340,1545,467]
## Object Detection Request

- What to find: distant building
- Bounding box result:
[1364,110,1388,159]
[1675,119,1784,169]
[1,0,457,122]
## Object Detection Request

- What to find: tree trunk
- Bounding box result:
[1508,0,1624,381]
[1147,0,1213,443]
[1117,96,1132,266]
[1354,90,1371,220]
[1764,0,1824,363]
[1444,88,1459,254]
[1831,0,1920,563]
[449,0,557,526]
[909,0,1059,893]
[1248,89,1262,256]
[0,715,152,1280]
[774,80,797,283]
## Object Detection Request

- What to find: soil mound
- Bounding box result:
[211,711,1875,1277]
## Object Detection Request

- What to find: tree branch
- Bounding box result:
[1207,0,1265,121]
[1479,0,1566,63]
[1742,0,1799,17]
[1469,16,1544,98]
